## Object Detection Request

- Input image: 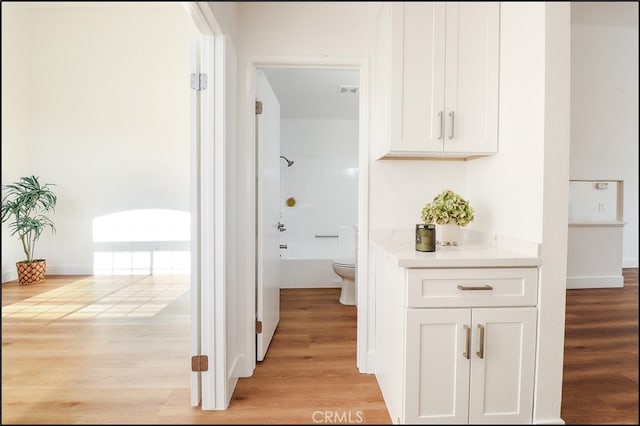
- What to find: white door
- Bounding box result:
[255,71,281,361]
[443,2,499,154]
[405,308,471,424]
[469,307,537,424]
[390,2,446,153]
[190,33,226,410]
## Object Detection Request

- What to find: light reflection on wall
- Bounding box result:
[93,209,190,275]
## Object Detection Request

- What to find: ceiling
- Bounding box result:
[571,2,638,28]
[262,68,360,120]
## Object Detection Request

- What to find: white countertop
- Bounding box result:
[370,229,542,268]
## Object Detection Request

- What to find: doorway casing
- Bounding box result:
[184,1,228,411]
[248,57,372,375]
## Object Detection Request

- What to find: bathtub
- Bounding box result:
[280,258,342,289]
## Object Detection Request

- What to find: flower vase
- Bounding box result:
[436,222,461,246]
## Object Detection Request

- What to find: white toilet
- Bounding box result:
[331,225,357,306]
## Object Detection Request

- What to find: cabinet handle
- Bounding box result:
[448,111,455,139]
[457,284,493,291]
[476,324,485,359]
[463,324,470,359]
[437,111,444,139]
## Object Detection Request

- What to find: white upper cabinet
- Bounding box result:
[375,2,500,159]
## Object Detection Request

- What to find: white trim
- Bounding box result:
[568,221,625,228]
[252,56,366,69]
[182,2,220,35]
[247,56,372,374]
[189,34,202,408]
[185,0,228,411]
[356,61,372,374]
[623,258,639,268]
[213,32,228,410]
[199,34,217,410]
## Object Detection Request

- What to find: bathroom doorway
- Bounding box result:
[263,68,360,288]
[255,65,363,363]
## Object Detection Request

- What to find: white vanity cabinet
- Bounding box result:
[406,308,536,424]
[375,2,500,159]
[405,268,537,424]
[373,244,540,425]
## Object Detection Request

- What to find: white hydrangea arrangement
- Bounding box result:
[421,189,475,227]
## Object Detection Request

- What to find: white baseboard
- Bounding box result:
[623,258,639,268]
[360,350,376,375]
[566,275,624,289]
[226,356,240,408]
[279,281,341,289]
[533,419,566,425]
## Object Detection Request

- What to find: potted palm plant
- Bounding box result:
[421,189,474,246]
[1,175,57,285]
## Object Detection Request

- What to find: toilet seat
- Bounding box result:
[332,257,356,268]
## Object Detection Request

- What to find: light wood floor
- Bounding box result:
[1,275,390,424]
[2,270,638,424]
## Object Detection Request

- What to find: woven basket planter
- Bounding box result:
[16,260,46,286]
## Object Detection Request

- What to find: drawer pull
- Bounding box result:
[457,284,494,291]
[463,325,470,359]
[476,324,485,359]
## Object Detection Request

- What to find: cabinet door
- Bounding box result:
[469,307,537,424]
[443,2,500,154]
[389,2,446,153]
[405,309,470,424]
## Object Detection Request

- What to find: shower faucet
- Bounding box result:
[280,156,294,167]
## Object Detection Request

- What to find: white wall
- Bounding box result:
[569,180,621,222]
[539,3,571,423]
[0,3,199,282]
[465,4,546,243]
[369,160,466,230]
[209,1,238,43]
[279,118,359,260]
[571,7,639,267]
[1,3,31,272]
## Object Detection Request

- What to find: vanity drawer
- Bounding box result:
[406,268,538,308]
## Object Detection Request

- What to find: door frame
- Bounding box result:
[183,1,228,410]
[249,56,372,373]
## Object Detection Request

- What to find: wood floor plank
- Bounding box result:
[2,269,638,424]
[561,268,639,425]
[2,277,390,424]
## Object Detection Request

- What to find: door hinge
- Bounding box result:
[256,320,263,334]
[191,73,208,91]
[191,355,209,372]
[255,101,263,115]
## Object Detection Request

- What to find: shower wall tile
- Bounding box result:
[280,118,359,259]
